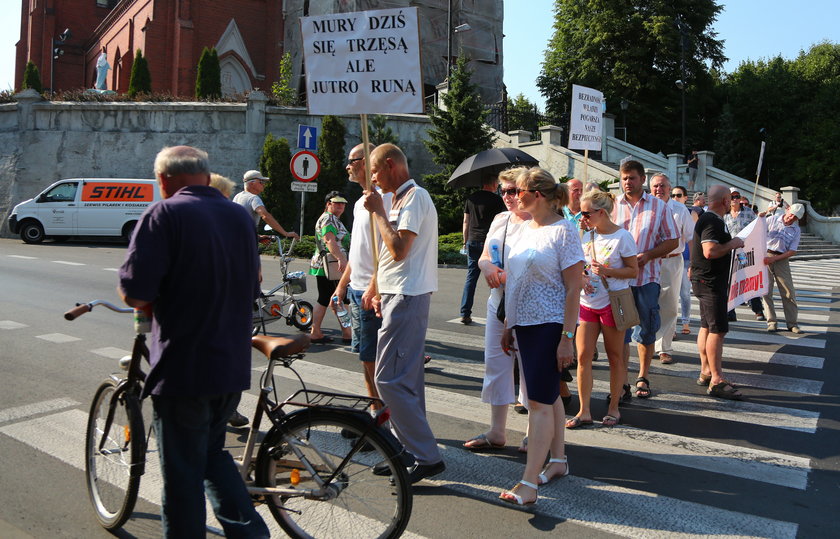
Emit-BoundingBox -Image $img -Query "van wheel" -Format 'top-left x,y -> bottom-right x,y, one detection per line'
121,221 -> 137,243
21,221 -> 45,244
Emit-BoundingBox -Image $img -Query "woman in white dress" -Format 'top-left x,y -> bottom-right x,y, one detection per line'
568,191 -> 638,428
498,168 -> 584,506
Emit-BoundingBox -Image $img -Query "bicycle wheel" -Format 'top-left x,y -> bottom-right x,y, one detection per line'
255,409 -> 412,539
291,300 -> 314,331
85,380 -> 144,530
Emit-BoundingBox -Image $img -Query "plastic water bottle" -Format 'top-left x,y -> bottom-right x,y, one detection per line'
490,244 -> 502,267
332,296 -> 352,328
133,305 -> 152,334
589,273 -> 601,298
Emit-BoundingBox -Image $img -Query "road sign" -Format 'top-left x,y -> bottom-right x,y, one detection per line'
291,181 -> 318,193
290,150 -> 320,182
297,125 -> 318,151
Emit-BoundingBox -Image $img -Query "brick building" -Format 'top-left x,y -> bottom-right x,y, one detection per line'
15,0 -> 285,96
16,0 -> 504,103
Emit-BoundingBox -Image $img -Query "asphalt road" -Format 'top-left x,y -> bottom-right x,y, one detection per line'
0,237 -> 838,538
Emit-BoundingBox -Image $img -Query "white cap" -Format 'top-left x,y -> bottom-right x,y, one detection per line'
243,170 -> 269,182
729,186 -> 740,194
789,203 -> 805,220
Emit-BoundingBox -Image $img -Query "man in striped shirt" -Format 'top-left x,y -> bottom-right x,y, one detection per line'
612,161 -> 679,399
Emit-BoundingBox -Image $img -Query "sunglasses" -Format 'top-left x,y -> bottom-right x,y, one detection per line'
670,193 -> 684,198
516,188 -> 541,196
500,188 -> 517,196
347,157 -> 363,165
730,194 -> 740,200
580,209 -> 600,218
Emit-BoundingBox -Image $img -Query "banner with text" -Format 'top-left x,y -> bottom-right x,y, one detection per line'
568,84 -> 604,151
301,7 -> 423,115
727,217 -> 769,311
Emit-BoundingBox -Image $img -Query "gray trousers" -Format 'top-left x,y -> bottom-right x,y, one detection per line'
762,254 -> 798,327
375,293 -> 441,465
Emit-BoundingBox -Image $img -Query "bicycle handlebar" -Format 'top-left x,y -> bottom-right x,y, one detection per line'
65,300 -> 133,320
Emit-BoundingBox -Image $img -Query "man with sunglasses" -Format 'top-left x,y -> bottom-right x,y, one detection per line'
232,169 -> 300,240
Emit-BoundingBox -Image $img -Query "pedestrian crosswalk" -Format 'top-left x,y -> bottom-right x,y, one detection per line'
0,257 -> 835,537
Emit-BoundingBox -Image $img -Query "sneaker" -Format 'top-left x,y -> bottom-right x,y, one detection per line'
228,410 -> 249,428
767,322 -> 778,332
755,313 -> 766,321
788,326 -> 804,334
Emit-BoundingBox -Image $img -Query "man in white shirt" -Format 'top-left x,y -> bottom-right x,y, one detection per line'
650,173 -> 694,365
232,170 -> 299,239
363,143 -> 444,484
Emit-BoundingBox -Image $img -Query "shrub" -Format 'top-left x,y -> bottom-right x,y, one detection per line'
127,50 -> 151,97
22,61 -> 42,94
195,47 -> 221,99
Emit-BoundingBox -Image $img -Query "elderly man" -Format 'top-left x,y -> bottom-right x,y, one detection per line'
363,143 -> 444,484
691,192 -> 707,217
612,161 -> 679,399
690,185 -> 744,400
334,143 -> 390,407
563,178 -> 584,228
761,203 -> 805,334
650,174 -> 694,365
233,169 -> 299,239
119,146 -> 269,537
460,176 -> 505,324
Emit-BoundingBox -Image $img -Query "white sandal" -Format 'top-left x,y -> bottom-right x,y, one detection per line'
537,457 -> 570,485
499,479 -> 539,506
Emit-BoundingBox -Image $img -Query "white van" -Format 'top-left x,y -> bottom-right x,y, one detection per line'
8,178 -> 159,244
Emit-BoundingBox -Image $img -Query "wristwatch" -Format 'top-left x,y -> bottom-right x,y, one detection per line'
562,330 -> 575,339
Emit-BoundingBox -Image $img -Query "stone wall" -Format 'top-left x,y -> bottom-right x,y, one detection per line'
0,90 -> 435,237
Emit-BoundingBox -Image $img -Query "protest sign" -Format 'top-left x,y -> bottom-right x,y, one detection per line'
727,217 -> 769,311
300,7 -> 423,115
568,84 -> 604,152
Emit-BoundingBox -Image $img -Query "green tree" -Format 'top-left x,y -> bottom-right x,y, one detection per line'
538,0 -> 726,153
195,47 -> 221,99
21,61 -> 42,93
270,52 -> 297,105
423,56 -> 495,232
507,93 -> 541,136
259,134 -> 296,232
127,49 -> 151,97
367,115 -> 399,146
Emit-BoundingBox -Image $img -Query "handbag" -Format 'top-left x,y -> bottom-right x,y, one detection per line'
590,230 -> 639,331
495,216 -> 511,322
321,251 -> 341,281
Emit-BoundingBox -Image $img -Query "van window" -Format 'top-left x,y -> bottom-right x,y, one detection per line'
42,182 -> 79,202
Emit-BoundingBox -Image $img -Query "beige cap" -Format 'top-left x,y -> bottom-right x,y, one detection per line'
243,170 -> 269,182
789,203 -> 805,220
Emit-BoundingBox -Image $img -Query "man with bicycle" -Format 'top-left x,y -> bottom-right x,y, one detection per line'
119,146 -> 269,538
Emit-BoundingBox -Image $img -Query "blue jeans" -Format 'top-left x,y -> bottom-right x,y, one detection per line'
151,393 -> 269,539
460,240 -> 484,318
348,285 -> 381,362
625,282 -> 661,345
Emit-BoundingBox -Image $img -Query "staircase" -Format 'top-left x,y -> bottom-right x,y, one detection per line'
795,232 -> 840,260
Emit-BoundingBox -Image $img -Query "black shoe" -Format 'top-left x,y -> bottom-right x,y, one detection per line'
513,402 -> 528,414
340,428 -> 358,439
372,451 -> 415,476
228,410 -> 249,428
461,316 -> 472,325
408,461 -> 446,484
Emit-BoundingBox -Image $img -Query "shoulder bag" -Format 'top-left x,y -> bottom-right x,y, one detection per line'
590,230 -> 639,331
495,215 -> 511,322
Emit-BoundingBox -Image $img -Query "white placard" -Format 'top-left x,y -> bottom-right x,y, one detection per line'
301,7 -> 423,114
727,217 -> 769,311
568,84 -> 604,151
291,181 -> 318,193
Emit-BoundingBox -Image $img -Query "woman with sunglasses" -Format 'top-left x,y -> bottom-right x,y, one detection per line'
569,191 -> 638,428
463,167 -> 531,452
498,168 -> 584,506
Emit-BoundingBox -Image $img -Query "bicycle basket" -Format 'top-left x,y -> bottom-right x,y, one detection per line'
286,271 -> 307,294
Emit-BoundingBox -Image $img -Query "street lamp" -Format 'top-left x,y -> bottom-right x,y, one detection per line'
620,99 -> 629,141
675,15 -> 688,157
446,0 -> 471,79
50,28 -> 71,94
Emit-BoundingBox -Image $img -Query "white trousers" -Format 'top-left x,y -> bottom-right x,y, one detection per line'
655,255 -> 683,356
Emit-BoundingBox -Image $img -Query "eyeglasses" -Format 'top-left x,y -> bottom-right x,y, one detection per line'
257,180 -> 270,185
500,188 -> 517,197
516,188 -> 541,196
347,157 -> 363,165
670,193 -> 684,198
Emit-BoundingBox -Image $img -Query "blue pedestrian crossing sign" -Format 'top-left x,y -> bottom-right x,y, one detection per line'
297,125 -> 318,151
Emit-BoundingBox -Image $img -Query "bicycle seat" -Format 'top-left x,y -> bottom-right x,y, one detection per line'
251,334 -> 310,359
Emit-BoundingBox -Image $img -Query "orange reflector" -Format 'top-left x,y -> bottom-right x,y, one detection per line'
123,425 -> 131,442
290,468 -> 301,485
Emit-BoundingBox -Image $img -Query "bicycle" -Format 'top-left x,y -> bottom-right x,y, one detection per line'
254,235 -> 314,335
66,300 -> 413,538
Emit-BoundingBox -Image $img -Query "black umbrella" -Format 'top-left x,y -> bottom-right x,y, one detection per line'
447,148 -> 539,189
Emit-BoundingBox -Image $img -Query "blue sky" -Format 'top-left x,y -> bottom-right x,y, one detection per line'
2,1 -> 838,104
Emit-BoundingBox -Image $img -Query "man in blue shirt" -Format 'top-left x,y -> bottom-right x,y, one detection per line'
119,146 -> 268,538
761,203 -> 804,334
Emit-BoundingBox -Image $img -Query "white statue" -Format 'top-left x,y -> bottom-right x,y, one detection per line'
95,52 -> 111,90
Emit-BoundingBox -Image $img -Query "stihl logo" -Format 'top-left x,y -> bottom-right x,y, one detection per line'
82,183 -> 153,202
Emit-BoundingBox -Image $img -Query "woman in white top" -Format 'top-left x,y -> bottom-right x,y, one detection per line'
498,168 -> 584,506
463,167 -> 531,451
568,191 -> 638,428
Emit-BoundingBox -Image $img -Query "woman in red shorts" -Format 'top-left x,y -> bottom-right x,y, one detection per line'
569,190 -> 638,428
